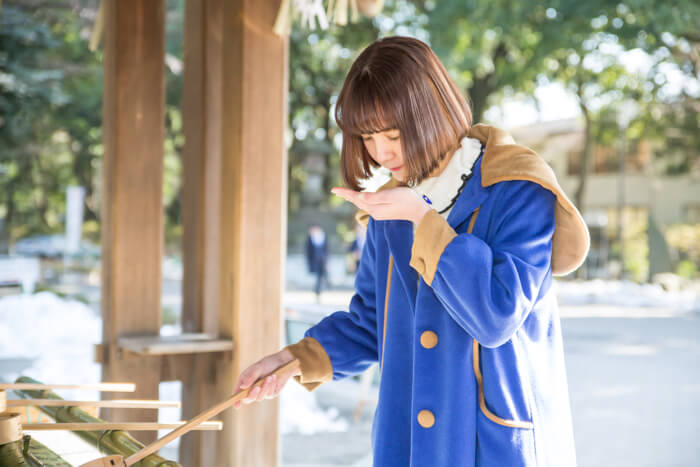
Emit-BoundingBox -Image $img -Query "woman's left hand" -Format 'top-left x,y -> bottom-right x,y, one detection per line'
331,186 -> 431,224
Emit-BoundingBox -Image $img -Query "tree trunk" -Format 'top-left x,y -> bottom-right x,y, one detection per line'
322,97 -> 333,201
573,85 -> 594,279
70,138 -> 98,222
467,42 -> 507,124
574,91 -> 593,213
468,80 -> 490,125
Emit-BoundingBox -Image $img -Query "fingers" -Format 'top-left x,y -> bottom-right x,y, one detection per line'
233,352 -> 298,409
233,359 -> 266,409
233,382 -> 264,409
332,187 -> 386,204
233,372 -> 291,409
259,375 -> 278,401
332,187 -> 397,209
330,187 -> 356,198
331,188 -> 361,208
235,366 -> 260,392
361,190 -> 392,204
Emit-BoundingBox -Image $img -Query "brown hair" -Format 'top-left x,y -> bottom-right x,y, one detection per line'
335,36 -> 473,190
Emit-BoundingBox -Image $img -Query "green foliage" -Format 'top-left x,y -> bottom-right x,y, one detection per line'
0,5 -> 101,243
676,260 -> 698,279
665,223 -> 700,278
0,2 -> 185,250
426,0 -> 699,178
622,217 -> 649,283
1,0 -> 698,271
162,305 -> 178,326
425,0 -> 621,121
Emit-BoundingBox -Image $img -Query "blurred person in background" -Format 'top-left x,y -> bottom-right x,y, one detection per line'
306,223 -> 329,301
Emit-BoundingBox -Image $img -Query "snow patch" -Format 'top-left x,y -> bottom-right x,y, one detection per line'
554,279 -> 700,312
0,291 -> 102,401
280,379 -> 348,435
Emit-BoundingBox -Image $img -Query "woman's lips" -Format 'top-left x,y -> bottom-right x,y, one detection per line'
389,165 -> 403,172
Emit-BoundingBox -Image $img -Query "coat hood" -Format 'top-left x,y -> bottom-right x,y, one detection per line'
355,123 -> 590,276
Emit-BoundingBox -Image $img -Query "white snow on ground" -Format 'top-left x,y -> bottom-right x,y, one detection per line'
0,291 -> 349,461
280,379 -> 348,435
0,291 -> 102,401
553,279 -> 700,312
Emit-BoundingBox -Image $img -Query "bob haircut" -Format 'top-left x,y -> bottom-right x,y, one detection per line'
335,36 -> 473,190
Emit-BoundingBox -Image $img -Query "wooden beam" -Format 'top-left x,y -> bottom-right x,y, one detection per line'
180,0 -> 288,465
22,422 -> 223,431
101,0 -> 166,445
117,333 -> 234,356
180,1 -> 223,463
6,400 -> 180,409
181,0 -> 207,336
218,1 -> 288,465
0,383 -> 135,392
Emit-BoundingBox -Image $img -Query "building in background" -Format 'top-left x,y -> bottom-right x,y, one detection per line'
511,118 -> 700,281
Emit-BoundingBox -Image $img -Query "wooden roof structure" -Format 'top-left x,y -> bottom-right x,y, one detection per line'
98,1 -> 288,465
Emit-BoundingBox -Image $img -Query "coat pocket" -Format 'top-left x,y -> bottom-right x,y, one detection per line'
472,339 -> 534,429
476,408 -> 537,466
473,339 -> 537,466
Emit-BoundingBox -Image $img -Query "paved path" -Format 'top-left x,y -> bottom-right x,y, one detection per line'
2,276 -> 696,466
282,297 -> 700,467
562,305 -> 700,467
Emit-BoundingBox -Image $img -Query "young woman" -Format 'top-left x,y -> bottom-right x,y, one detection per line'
234,36 -> 589,467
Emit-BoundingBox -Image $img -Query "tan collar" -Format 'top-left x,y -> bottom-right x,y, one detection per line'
356,124 -> 590,277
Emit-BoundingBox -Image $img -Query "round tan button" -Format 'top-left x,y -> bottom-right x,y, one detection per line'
417,410 -> 435,428
420,330 -> 438,349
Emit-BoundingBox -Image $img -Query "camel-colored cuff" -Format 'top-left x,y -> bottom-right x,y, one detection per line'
284,337 -> 333,392
410,209 -> 457,286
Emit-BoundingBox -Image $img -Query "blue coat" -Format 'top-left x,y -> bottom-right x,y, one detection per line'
287,124 -> 589,466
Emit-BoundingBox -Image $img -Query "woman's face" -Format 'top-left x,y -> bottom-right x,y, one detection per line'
361,129 -> 406,181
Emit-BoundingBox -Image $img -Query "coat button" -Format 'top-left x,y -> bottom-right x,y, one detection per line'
417,410 -> 435,428
420,330 -> 438,349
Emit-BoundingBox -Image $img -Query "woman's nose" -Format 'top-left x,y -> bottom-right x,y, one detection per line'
374,142 -> 394,164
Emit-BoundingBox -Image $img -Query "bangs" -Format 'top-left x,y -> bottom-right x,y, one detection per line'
336,73 -> 400,136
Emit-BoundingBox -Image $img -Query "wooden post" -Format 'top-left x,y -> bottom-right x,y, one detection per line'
180,0 -> 222,464
101,0 -> 166,444
181,0 -> 288,465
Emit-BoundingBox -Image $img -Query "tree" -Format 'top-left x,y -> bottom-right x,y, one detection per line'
0,0 -> 186,249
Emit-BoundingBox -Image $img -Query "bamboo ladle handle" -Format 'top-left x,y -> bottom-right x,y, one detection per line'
79,358 -> 300,467
0,382 -> 135,392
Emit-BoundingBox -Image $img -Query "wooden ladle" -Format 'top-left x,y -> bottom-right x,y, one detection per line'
79,358 -> 300,467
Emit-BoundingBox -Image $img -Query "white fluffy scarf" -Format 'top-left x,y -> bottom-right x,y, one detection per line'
409,136 -> 483,221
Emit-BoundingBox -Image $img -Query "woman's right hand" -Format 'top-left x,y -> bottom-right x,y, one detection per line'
233,348 -> 300,409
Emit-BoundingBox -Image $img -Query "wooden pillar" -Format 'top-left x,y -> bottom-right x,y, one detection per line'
218,3 -> 289,464
180,0 -> 222,463
181,0 -> 288,465
100,0 -> 166,444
